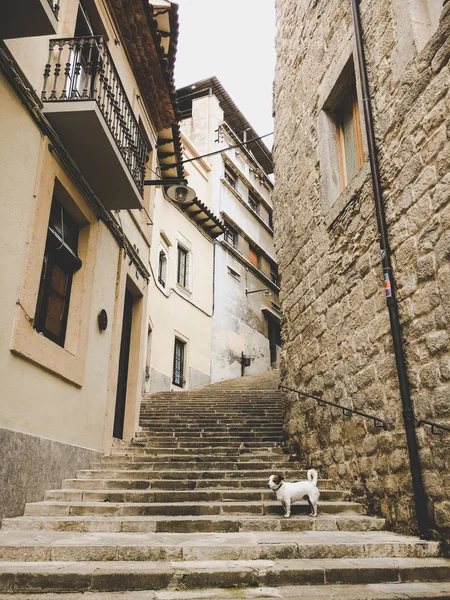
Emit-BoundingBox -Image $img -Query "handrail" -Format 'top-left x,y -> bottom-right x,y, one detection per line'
417,420 -> 450,435
278,384 -> 388,430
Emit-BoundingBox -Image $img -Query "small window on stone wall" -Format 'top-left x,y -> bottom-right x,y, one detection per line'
334,82 -> 364,191
317,56 -> 367,215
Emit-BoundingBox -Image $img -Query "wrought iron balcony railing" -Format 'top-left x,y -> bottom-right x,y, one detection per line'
47,0 -> 60,19
42,36 -> 148,195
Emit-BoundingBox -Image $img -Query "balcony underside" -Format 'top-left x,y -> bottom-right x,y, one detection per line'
44,101 -> 143,210
1,0 -> 58,39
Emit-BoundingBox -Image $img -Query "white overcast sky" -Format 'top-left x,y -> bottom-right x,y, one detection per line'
174,0 -> 276,144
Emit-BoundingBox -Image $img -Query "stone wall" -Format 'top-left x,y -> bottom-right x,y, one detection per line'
273,0 -> 450,538
0,428 -> 100,520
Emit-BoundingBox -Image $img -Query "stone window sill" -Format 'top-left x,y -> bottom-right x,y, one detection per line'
326,162 -> 371,229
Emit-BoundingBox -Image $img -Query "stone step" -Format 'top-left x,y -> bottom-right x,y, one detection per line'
23,500 -> 365,517
43,488 -> 349,503
136,432 -> 283,439
101,450 -> 293,465
130,440 -> 283,448
76,468 -> 313,480
1,514 -> 387,534
91,461 -> 297,471
137,428 -> 284,435
141,410 -> 282,414
132,437 -> 283,445
109,447 -> 285,456
0,531 -> 440,563
92,459 -> 301,476
137,416 -> 283,423
60,477 -> 331,490
4,582 -> 450,599
0,557 -> 448,593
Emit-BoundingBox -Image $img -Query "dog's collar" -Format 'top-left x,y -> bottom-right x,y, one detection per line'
272,482 -> 284,491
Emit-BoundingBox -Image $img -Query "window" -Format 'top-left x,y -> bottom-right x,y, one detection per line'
248,190 -> 259,213
172,338 -> 185,387
334,81 -> 364,190
248,247 -> 259,268
224,165 -> 238,189
158,249 -> 167,287
270,265 -> 279,286
224,227 -> 236,247
177,245 -> 188,288
268,210 -> 274,230
35,200 -> 82,347
227,266 -> 241,280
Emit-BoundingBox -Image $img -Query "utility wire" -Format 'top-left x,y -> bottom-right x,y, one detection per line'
160,132 -> 274,171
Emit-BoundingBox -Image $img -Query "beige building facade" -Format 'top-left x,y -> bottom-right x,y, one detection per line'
177,78 -> 281,383
0,0 -> 187,517
274,0 -> 450,538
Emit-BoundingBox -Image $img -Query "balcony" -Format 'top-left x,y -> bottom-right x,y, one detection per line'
1,0 -> 60,39
42,37 -> 148,210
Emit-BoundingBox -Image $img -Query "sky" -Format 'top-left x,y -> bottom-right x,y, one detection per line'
174,0 -> 276,144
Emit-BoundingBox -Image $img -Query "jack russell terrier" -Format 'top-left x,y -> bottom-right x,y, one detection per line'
267,469 -> 319,518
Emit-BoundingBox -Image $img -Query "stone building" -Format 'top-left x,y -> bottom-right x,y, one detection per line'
0,0 -> 216,517
177,77 -> 281,383
274,0 -> 450,538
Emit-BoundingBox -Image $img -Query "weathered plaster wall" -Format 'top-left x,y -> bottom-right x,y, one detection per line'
211,245 -> 278,383
274,0 -> 450,537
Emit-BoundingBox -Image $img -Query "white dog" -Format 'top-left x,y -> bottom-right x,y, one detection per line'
267,469 -> 319,518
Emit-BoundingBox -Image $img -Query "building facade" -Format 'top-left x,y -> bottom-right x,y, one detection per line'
274,0 -> 450,537
0,0 -> 190,518
177,78 -> 281,383
145,125 -> 223,393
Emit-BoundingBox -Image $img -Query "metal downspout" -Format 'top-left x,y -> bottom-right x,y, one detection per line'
350,0 -> 431,538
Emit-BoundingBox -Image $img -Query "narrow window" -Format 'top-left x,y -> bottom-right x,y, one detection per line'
172,338 -> 185,387
335,82 -> 364,190
158,250 -> 167,287
270,264 -> 279,286
248,247 -> 259,268
35,199 -> 82,347
224,165 -> 238,189
177,246 -> 188,287
224,227 -> 236,247
248,190 -> 259,213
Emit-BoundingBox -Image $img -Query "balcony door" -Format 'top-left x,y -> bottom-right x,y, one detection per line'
113,288 -> 134,439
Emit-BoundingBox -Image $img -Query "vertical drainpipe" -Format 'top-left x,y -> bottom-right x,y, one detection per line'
350,0 -> 430,538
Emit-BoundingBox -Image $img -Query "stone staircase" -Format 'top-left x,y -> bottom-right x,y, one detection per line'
1,370 -> 450,599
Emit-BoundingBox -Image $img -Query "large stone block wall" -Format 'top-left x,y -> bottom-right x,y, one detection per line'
273,0 -> 450,537
0,428 -> 100,520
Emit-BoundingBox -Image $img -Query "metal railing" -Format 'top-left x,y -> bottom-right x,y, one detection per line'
279,384 -> 388,430
42,36 -> 148,195
417,420 -> 450,435
47,0 -> 61,19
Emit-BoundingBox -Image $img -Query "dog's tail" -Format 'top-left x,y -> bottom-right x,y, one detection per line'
307,468 -> 318,487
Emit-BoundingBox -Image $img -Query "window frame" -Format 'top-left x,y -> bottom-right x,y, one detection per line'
224,164 -> 238,190
334,84 -> 364,191
224,226 -> 237,247
158,248 -> 168,288
248,246 -> 259,269
248,190 -> 260,213
177,244 -> 188,288
172,337 -> 186,387
34,200 -> 82,347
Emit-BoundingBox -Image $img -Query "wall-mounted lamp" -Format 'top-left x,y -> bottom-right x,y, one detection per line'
144,178 -> 196,204
245,288 -> 271,297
